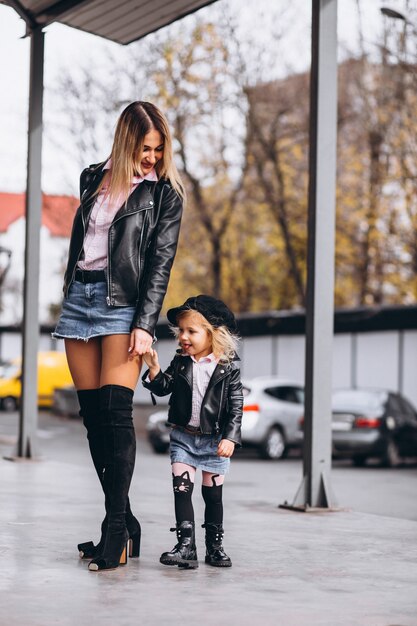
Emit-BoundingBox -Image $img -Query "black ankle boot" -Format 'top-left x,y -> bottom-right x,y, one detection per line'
160,521 -> 198,569
76,389 -> 141,560
88,385 -> 137,572
202,523 -> 232,567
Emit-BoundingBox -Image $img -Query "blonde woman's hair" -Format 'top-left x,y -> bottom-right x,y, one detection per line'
96,101 -> 185,204
173,310 -> 239,363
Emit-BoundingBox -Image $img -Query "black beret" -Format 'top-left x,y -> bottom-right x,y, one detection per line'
167,295 -> 237,333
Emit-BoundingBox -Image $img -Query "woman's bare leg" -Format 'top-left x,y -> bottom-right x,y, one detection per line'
65,338 -> 102,390
100,334 -> 142,389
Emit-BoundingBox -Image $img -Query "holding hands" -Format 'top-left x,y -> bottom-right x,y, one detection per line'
142,347 -> 160,380
129,328 -> 153,358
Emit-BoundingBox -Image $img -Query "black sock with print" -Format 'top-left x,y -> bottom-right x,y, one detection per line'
172,471 -> 194,523
202,481 -> 223,525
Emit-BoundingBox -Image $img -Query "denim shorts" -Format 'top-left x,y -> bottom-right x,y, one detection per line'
169,427 -> 230,474
52,280 -> 136,341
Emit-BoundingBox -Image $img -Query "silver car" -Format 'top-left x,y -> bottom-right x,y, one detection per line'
146,376 -> 305,460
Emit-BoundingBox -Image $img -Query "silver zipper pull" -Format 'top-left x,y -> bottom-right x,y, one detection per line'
106,297 -> 111,305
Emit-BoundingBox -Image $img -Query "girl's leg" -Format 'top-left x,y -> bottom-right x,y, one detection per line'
171,462 -> 196,523
89,334 -> 142,570
160,462 -> 198,569
201,471 -> 231,567
201,472 -> 225,525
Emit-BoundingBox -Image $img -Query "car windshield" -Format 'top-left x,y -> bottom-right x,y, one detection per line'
242,386 -> 251,397
332,390 -> 386,412
0,363 -> 20,379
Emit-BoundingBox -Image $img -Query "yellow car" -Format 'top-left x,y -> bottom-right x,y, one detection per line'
0,351 -> 73,411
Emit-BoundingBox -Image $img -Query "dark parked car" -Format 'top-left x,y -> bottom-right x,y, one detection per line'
146,376 -> 305,460
331,388 -> 417,467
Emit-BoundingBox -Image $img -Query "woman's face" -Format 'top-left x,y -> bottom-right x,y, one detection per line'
140,129 -> 164,175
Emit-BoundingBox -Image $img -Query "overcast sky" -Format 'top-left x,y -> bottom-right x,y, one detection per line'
0,0 -> 409,195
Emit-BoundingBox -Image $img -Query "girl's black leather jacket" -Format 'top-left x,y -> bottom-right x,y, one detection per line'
142,353 -> 244,446
63,163 -> 183,336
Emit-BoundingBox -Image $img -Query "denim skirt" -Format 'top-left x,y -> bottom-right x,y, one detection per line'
169,427 -> 230,474
52,280 -> 136,341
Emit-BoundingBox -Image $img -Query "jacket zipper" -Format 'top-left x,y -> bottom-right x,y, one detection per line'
215,379 -> 226,435
198,370 -> 229,435
106,202 -> 154,306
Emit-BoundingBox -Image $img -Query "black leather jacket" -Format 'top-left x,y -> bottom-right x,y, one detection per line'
63,163 -> 183,336
142,353 -> 243,446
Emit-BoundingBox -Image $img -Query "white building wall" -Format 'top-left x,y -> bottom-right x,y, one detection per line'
240,336 -> 273,379
0,218 -> 68,326
332,334 -> 352,389
355,332 -> 399,390
402,330 -> 417,407
276,335 -> 305,383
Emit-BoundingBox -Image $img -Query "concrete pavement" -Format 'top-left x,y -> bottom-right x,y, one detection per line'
0,411 -> 416,626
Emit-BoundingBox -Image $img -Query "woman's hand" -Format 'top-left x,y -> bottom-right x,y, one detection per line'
142,348 -> 160,380
129,328 -> 153,358
217,439 -> 235,458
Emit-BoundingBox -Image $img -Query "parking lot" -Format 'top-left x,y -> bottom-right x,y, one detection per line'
1,406 -> 417,522
1,407 -> 417,626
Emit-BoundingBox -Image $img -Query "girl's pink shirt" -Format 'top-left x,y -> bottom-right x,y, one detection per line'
78,160 -> 158,270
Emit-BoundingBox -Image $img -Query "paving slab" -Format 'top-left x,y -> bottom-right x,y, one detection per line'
1,445 -> 417,626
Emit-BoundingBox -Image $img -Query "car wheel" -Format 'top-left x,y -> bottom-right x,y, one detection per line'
259,427 -> 286,460
151,442 -> 169,454
352,455 -> 367,467
380,438 -> 401,468
1,396 -> 18,412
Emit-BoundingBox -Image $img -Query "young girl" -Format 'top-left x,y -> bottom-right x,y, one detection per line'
142,294 -> 243,569
53,101 -> 184,571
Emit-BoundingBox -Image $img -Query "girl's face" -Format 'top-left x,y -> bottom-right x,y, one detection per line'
140,129 -> 164,175
177,313 -> 212,361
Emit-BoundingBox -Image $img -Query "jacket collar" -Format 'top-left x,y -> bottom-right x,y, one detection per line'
81,162 -> 158,220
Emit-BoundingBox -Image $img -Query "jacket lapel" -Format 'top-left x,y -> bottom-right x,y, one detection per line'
113,181 -> 157,221
205,362 -> 229,392
177,356 -> 193,388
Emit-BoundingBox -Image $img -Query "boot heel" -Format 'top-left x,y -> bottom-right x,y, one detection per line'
128,532 -> 141,558
119,545 -> 128,565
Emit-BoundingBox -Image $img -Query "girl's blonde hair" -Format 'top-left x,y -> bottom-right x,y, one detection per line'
173,310 -> 239,363
96,101 -> 185,204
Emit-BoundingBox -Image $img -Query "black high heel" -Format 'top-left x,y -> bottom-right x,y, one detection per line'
78,512 -> 141,559
87,385 -> 136,573
78,517 -> 107,559
89,531 -> 129,571
128,530 -> 141,558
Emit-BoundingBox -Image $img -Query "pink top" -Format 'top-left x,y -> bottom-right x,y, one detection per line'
78,160 -> 158,270
187,353 -> 218,428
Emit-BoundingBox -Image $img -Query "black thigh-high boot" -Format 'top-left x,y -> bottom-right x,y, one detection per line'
88,385 -> 139,571
76,389 -> 141,560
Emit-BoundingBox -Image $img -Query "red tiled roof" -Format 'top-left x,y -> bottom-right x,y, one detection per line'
0,192 -> 78,237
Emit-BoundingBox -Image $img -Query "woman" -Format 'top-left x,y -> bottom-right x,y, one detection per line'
53,101 -> 184,571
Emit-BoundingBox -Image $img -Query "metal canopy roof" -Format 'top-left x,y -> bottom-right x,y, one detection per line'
2,0 -> 218,43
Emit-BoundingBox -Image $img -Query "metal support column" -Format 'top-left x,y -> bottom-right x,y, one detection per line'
281,0 -> 338,510
17,27 -> 45,458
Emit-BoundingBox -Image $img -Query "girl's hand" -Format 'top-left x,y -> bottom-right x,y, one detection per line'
217,439 -> 235,458
142,348 -> 160,379
142,347 -> 159,369
129,328 -> 153,358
